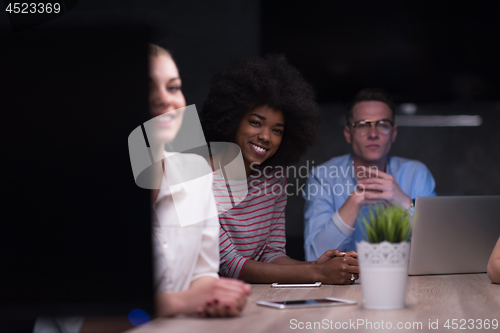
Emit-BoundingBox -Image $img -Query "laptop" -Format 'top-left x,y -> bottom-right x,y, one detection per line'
408,196 -> 500,275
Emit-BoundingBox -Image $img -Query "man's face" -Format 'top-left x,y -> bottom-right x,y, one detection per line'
343,101 -> 397,164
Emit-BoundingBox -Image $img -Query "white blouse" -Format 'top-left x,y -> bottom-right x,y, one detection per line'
152,152 -> 219,294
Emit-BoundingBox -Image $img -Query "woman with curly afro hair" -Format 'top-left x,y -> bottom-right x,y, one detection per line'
201,55 -> 360,285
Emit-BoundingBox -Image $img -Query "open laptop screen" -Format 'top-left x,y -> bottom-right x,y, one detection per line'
409,196 -> 500,275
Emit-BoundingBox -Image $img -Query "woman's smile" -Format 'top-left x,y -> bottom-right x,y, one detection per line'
234,105 -> 285,176
249,142 -> 269,155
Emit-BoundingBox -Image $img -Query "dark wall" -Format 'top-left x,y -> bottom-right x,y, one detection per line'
1,0 -> 261,109
262,1 -> 500,103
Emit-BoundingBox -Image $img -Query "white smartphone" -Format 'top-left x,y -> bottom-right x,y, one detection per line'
257,297 -> 357,309
271,282 -> 322,288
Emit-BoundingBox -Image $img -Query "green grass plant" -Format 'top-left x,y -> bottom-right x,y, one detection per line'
360,204 -> 412,243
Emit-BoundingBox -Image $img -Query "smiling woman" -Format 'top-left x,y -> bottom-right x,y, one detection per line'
147,44 -> 250,319
148,46 -> 186,146
202,55 -> 319,172
234,105 -> 285,176
201,55 -> 361,285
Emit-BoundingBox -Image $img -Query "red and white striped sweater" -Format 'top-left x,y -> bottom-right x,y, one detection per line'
214,167 -> 288,279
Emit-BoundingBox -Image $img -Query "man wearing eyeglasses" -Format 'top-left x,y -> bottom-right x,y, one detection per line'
303,88 -> 436,259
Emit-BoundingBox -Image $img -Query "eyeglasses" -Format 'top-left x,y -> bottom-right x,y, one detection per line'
350,119 -> 394,135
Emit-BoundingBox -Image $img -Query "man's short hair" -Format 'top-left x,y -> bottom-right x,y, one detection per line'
346,88 -> 395,124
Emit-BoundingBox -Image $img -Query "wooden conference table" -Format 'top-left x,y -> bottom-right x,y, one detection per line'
127,274 -> 500,333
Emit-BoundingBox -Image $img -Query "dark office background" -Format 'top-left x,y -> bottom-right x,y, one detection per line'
1,0 -> 499,263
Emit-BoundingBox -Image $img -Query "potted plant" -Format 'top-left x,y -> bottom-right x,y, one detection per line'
357,204 -> 412,309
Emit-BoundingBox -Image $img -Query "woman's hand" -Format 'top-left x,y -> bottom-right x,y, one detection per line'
315,255 -> 359,285
191,277 -> 251,317
313,249 -> 358,265
156,276 -> 250,317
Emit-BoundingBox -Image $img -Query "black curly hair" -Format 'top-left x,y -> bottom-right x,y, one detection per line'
201,54 -> 320,168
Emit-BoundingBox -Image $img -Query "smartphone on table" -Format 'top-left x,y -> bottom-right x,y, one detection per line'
257,297 -> 357,309
271,282 -> 322,288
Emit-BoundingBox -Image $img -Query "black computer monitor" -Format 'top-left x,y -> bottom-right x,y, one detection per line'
0,26 -> 154,324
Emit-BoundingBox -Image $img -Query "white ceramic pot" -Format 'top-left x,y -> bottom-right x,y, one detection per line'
356,240 -> 410,309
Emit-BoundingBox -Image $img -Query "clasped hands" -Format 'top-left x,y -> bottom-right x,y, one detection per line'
354,166 -> 412,210
191,277 -> 251,318
312,249 -> 359,285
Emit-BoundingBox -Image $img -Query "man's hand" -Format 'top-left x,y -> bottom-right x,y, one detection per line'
193,277 -> 251,318
338,187 -> 388,228
357,166 -> 412,210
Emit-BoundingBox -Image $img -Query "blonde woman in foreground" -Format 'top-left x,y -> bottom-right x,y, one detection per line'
148,44 -> 250,317
34,45 -> 250,333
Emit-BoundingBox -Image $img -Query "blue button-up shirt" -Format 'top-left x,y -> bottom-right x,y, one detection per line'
302,154 -> 436,260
